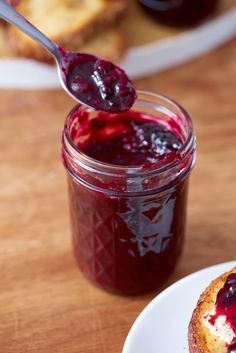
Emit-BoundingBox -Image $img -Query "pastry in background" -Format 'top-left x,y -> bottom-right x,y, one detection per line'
6,0 -> 127,62
0,23 -> 15,57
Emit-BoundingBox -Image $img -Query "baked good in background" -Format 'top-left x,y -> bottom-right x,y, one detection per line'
188,266 -> 236,353
0,24 -> 126,63
1,0 -> 127,62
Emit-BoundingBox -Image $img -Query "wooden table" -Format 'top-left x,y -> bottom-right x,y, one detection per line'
1,38 -> 236,353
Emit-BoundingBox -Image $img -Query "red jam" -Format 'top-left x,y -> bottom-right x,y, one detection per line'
76,110 -> 182,166
60,49 -> 136,113
138,0 -> 219,27
62,101 -> 195,295
209,273 -> 236,352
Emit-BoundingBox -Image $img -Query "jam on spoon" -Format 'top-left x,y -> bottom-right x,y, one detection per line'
0,0 -> 136,112
60,50 -> 136,113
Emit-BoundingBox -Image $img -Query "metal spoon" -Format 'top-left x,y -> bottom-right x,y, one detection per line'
0,0 -> 136,112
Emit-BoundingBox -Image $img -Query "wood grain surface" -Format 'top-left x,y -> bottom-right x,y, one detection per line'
0,38 -> 236,353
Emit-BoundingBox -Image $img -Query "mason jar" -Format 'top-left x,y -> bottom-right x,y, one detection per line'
62,91 -> 196,295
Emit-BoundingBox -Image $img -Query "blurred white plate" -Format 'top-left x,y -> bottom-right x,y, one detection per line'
0,6 -> 235,88
122,260 -> 236,353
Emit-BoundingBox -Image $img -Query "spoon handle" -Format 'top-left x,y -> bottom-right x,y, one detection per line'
0,0 -> 60,60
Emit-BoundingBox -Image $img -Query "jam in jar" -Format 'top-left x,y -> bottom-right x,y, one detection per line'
62,91 -> 196,295
138,0 -> 219,27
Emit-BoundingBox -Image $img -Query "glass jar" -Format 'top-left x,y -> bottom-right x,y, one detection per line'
138,0 -> 219,27
62,91 -> 196,295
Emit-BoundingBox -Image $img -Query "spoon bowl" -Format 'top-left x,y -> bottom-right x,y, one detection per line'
57,49 -> 136,112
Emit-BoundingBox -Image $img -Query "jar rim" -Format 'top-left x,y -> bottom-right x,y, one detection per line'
63,90 -> 195,178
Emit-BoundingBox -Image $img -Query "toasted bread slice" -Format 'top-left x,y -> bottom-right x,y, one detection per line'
79,29 -> 125,63
1,25 -> 125,63
8,0 -> 127,61
0,25 -> 15,57
188,266 -> 236,353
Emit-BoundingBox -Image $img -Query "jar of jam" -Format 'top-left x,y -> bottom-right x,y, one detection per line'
138,0 -> 219,27
62,91 -> 196,295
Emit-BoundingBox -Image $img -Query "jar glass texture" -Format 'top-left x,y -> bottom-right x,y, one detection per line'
62,91 -> 196,295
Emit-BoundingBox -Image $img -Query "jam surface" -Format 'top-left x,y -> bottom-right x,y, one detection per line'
60,50 -> 136,113
210,273 -> 236,352
138,0 -> 219,27
73,110 -> 183,167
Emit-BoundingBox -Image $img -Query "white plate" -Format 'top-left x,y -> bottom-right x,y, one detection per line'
0,6 -> 236,88
122,260 -> 236,353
